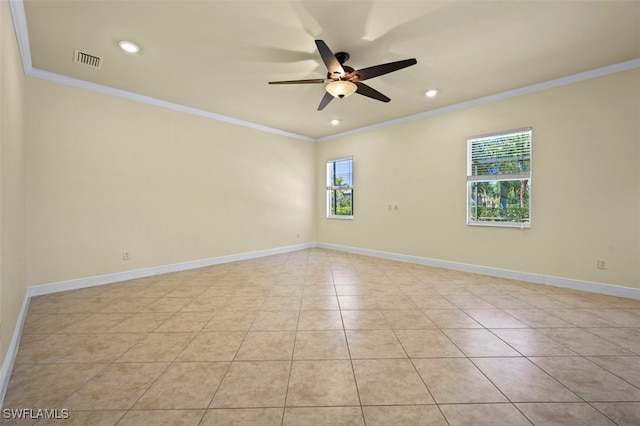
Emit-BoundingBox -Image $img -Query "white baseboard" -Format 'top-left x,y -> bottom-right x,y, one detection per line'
316,242 -> 640,300
2,241 -> 639,406
0,293 -> 31,406
0,242 -> 314,406
29,243 -> 316,297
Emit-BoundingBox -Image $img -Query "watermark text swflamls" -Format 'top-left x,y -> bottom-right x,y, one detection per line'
2,408 -> 69,420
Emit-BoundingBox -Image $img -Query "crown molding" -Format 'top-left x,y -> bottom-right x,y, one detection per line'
316,57 -> 640,142
26,67 -> 316,142
9,0 -> 640,143
8,0 -> 31,72
7,0 -> 315,143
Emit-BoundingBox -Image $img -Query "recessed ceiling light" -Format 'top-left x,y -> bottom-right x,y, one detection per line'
331,119 -> 340,125
118,40 -> 140,53
425,89 -> 438,98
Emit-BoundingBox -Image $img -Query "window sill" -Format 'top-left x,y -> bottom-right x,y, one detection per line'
467,221 -> 531,229
327,215 -> 354,220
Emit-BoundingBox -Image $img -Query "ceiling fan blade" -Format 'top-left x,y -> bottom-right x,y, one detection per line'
317,91 -> 334,111
315,40 -> 345,76
354,58 -> 417,81
268,79 -> 326,85
355,82 -> 391,103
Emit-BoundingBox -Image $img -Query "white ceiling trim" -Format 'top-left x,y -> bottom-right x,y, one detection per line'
317,57 -> 640,143
8,0 -> 315,143
8,0 -> 31,72
9,0 -> 640,144
27,67 -> 317,142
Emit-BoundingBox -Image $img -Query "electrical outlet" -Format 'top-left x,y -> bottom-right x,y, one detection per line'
597,259 -> 607,270
123,252 -> 130,261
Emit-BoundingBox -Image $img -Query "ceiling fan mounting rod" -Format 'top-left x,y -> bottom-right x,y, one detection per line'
334,51 -> 350,65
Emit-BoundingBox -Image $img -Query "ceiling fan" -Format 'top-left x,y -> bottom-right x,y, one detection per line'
268,40 -> 417,111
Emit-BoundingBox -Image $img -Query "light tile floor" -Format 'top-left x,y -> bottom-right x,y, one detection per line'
3,248 -> 640,425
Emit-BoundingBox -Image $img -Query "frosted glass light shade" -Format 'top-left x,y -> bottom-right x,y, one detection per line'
326,81 -> 357,99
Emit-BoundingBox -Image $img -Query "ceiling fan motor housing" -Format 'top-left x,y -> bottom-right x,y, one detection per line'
268,40 -> 417,110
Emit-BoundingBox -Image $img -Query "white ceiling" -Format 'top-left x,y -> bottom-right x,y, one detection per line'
16,0 -> 640,140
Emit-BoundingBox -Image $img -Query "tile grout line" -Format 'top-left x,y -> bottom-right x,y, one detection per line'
334,267 -> 368,425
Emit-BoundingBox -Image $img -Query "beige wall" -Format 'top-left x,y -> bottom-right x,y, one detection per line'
1,0 -> 28,362
25,79 -> 316,285
24,68 -> 640,290
7,8 -> 640,317
317,69 -> 640,289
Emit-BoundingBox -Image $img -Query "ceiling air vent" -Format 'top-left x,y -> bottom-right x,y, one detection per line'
73,49 -> 102,68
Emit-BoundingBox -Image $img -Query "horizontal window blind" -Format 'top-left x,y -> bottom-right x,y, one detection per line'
467,128 -> 532,227
468,129 -> 531,180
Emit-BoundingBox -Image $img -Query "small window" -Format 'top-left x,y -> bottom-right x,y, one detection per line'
326,157 -> 353,218
467,128 -> 531,227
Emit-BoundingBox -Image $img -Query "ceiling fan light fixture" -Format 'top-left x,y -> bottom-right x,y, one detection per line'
326,80 -> 357,99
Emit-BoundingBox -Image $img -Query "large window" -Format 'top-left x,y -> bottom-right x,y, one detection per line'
467,128 -> 531,227
326,157 -> 353,218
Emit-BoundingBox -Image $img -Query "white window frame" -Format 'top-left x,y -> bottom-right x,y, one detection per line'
467,128 -> 532,228
326,157 -> 353,219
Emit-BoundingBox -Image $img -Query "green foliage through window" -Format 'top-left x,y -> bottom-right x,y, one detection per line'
327,158 -> 353,217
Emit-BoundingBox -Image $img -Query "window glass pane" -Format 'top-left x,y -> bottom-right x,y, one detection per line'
330,189 -> 352,216
327,158 -> 353,218
333,159 -> 353,187
467,129 -> 531,226
469,179 -> 530,223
